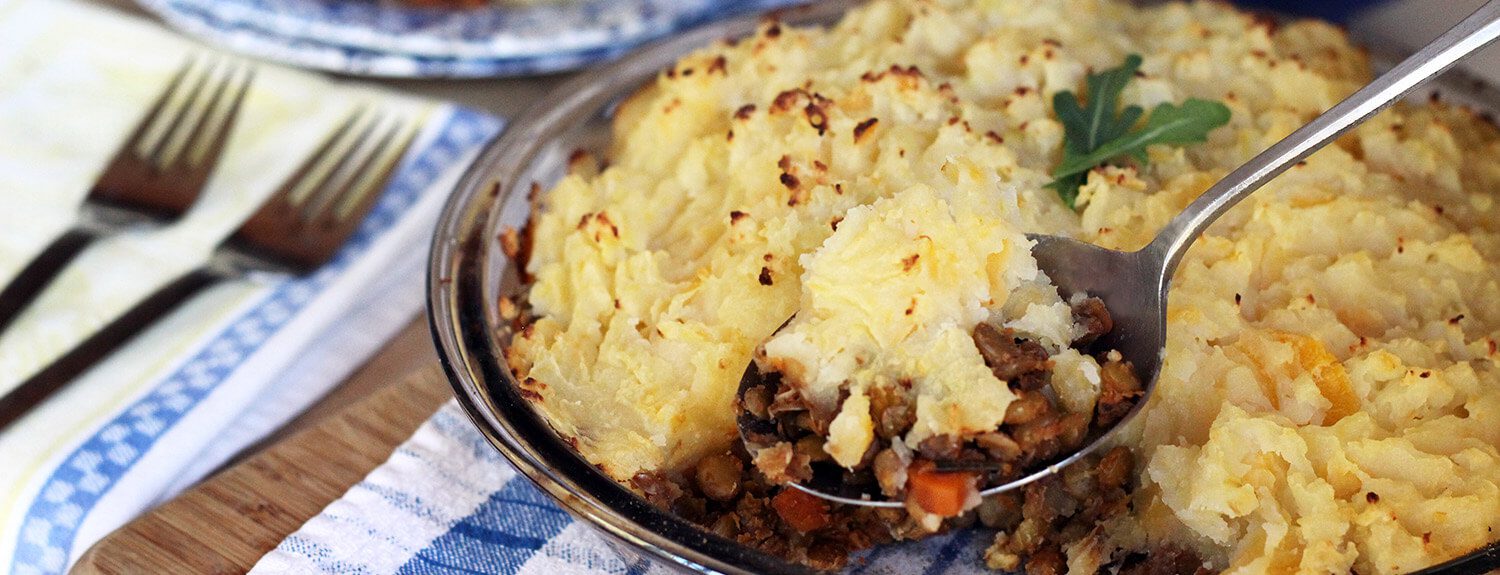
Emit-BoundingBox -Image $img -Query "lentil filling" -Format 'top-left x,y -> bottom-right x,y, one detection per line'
739,296 -> 1144,522
563,293 -> 1168,573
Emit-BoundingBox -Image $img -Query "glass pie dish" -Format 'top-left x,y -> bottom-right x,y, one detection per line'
425,1 -> 1500,572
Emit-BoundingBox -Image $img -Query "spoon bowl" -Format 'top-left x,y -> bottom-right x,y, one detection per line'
1026,234 -> 1167,405
736,0 -> 1500,508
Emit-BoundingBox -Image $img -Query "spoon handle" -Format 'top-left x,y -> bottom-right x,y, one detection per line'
1147,0 -> 1500,274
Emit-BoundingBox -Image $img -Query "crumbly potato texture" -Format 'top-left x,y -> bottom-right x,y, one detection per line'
506,0 -> 1500,572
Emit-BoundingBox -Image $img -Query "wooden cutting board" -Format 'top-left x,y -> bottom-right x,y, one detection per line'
71,319 -> 451,575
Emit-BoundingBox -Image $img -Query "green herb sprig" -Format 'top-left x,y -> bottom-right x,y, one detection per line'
1049,55 -> 1231,209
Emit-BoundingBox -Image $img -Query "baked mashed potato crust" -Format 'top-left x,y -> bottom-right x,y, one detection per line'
506,0 -> 1500,572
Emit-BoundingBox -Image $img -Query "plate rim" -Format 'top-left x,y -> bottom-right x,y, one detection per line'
132,0 -> 797,78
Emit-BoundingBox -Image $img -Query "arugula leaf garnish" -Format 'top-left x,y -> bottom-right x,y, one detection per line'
1049,55 -> 1231,209
1055,54 -> 1144,156
1054,99 -> 1232,177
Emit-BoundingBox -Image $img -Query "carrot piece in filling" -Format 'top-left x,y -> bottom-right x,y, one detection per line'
771,488 -> 831,533
907,459 -> 977,517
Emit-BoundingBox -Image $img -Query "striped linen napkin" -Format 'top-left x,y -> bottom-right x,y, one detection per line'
251,401 -> 998,575
0,1 -> 502,573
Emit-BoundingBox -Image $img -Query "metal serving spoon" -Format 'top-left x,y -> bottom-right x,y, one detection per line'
737,0 -> 1500,508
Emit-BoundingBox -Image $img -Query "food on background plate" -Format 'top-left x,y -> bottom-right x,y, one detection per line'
501,0 -> 1500,572
399,0 -> 564,7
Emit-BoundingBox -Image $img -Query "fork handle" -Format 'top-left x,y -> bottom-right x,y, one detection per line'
0,229 -> 98,334
0,267 -> 221,430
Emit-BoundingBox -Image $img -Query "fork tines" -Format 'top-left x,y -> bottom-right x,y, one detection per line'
230,106 -> 419,272
91,54 -> 255,218
281,108 -> 418,227
133,55 -> 254,174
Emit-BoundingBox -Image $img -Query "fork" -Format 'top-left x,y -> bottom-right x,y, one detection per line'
0,55 -> 254,333
0,107 -> 420,428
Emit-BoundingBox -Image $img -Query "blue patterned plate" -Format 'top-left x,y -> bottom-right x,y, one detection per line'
133,0 -> 806,78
